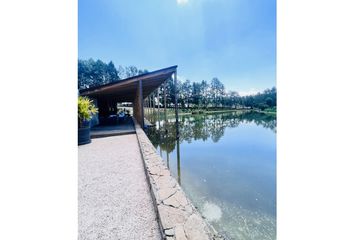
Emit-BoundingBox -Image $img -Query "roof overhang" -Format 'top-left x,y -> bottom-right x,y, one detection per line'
79,65 -> 177,102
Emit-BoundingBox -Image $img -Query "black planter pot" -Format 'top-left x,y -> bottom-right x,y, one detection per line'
78,121 -> 91,145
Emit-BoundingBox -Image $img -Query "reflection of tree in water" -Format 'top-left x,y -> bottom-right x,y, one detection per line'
147,111 -> 276,154
237,111 -> 277,133
148,120 -> 177,154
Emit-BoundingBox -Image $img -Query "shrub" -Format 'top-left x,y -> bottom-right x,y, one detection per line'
78,96 -> 98,127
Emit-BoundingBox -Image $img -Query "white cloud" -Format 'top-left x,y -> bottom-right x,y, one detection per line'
177,0 -> 189,5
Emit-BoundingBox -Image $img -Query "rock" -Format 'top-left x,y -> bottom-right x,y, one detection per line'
164,228 -> 175,236
158,187 -> 177,200
156,175 -> 176,189
183,204 -> 194,215
174,190 -> 189,207
158,204 -> 188,229
184,214 -> 211,240
175,224 -> 187,240
148,165 -> 162,175
163,195 -> 181,208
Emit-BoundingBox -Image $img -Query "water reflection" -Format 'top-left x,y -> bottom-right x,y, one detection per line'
147,111 -> 276,187
148,111 -> 276,167
146,111 -> 276,240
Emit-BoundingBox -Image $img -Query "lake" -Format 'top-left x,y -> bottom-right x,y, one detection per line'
146,111 -> 276,240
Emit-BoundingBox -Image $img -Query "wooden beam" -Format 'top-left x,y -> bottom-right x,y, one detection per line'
139,79 -> 144,127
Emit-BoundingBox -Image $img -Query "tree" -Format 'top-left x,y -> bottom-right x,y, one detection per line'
94,59 -> 108,84
78,59 -> 149,90
125,66 -> 138,78
192,82 -> 202,107
265,97 -> 273,107
117,65 -> 126,79
138,69 -> 149,75
107,61 -> 119,82
210,77 -> 225,107
78,58 -> 97,89
228,91 -> 240,108
200,80 -> 209,108
181,79 -> 192,108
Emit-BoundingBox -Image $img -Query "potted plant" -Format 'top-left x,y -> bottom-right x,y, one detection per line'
78,96 -> 98,145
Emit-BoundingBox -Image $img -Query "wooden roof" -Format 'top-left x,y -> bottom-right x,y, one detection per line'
79,65 -> 177,102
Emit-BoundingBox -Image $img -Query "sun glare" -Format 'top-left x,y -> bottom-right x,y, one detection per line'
177,0 -> 189,5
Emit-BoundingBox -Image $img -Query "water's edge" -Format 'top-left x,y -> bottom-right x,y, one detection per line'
133,118 -> 225,240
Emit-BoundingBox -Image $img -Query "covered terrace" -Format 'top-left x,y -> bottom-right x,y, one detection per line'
79,65 -> 179,130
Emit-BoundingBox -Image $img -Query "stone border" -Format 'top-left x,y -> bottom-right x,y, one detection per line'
133,118 -> 224,240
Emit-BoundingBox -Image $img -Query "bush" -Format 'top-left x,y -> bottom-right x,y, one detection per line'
78,96 -> 98,127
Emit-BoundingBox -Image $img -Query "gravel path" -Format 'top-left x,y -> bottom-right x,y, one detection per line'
79,134 -> 161,240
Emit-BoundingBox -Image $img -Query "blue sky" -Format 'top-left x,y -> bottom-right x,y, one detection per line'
79,0 -> 276,95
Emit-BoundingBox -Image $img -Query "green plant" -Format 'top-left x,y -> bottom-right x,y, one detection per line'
78,96 -> 98,127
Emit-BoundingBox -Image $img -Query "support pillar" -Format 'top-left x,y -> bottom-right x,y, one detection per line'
133,80 -> 144,127
140,80 -> 144,127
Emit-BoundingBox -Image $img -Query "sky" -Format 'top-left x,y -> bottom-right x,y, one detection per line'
79,0 -> 276,95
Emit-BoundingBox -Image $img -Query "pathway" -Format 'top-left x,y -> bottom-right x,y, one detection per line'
78,134 -> 161,240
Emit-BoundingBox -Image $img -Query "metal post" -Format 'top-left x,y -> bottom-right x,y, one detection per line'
177,138 -> 181,185
167,151 -> 170,169
157,87 -> 160,128
174,71 -> 179,138
147,95 -> 151,116
157,87 -> 160,114
164,80 -> 167,122
143,99 -> 145,116
153,91 -> 155,116
151,94 -> 153,116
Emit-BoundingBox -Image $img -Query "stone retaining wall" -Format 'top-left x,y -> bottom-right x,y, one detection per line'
133,119 -> 224,240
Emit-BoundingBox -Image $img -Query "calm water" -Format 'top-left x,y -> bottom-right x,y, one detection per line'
146,111 -> 276,240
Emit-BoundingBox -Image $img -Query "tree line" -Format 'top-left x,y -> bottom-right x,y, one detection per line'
78,58 -> 276,111
78,58 -> 148,89
156,77 -> 276,111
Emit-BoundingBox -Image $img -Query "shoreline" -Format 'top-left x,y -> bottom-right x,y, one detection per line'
133,118 -> 224,240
